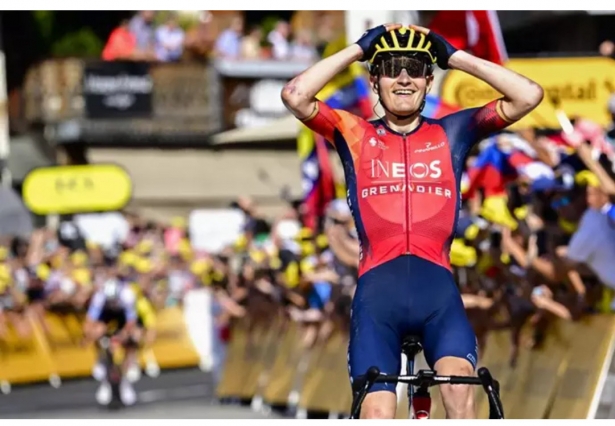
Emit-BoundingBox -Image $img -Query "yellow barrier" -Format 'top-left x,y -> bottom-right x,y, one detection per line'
546,315 -> 615,419
261,321 -> 304,406
217,314 -> 615,418
252,317 -> 287,401
216,319 -> 249,399
0,307 -> 200,386
144,307 -> 200,369
298,328 -> 353,415
44,313 -> 97,378
217,319 -> 275,400
239,321 -> 280,399
0,317 -> 54,384
398,315 -> 615,419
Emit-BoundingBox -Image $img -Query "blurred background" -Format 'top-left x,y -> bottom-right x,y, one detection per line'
1,9 -> 615,419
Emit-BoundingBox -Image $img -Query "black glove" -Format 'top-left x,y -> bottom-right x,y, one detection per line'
355,25 -> 388,62
426,31 -> 458,70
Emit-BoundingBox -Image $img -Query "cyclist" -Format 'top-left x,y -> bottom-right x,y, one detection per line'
84,277 -> 138,406
129,261 -> 160,379
281,23 -> 543,419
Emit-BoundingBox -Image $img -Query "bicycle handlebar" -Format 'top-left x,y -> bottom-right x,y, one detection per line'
350,366 -> 504,419
375,373 -> 483,386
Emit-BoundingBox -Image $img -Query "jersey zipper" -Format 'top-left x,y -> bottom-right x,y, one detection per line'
402,132 -> 411,254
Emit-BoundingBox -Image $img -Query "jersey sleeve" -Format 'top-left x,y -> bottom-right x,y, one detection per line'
602,202 -> 615,222
121,287 -> 138,322
300,101 -> 346,147
86,291 -> 105,321
566,211 -> 593,263
442,99 -> 515,155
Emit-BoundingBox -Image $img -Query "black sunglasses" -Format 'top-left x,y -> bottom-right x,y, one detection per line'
375,56 -> 430,79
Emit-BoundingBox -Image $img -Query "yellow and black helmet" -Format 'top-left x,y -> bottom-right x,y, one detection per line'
368,27 -> 437,66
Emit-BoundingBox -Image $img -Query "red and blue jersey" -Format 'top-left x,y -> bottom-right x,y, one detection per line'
302,99 -> 514,277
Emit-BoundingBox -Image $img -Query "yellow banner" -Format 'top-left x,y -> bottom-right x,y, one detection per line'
440,57 -> 615,130
23,164 -> 132,215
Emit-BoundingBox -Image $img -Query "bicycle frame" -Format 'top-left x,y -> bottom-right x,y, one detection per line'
350,366 -> 504,419
97,335 -> 125,409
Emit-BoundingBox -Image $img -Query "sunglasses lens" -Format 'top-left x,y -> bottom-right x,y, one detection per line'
379,57 -> 427,78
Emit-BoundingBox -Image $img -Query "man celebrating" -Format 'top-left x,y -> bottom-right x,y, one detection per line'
281,23 -> 543,419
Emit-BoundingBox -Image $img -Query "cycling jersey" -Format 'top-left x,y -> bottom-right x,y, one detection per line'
130,283 -> 156,329
603,202 -> 615,222
301,99 -> 513,277
86,286 -> 137,325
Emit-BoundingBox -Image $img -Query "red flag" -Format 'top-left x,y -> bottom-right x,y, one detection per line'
315,135 -> 336,209
428,11 -> 508,65
302,133 -> 336,232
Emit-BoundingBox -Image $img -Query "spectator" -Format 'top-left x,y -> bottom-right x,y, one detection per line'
101,20 -> 137,61
315,14 -> 337,56
290,30 -> 318,62
214,16 -> 244,59
155,13 -> 185,62
599,40 -> 615,58
129,11 -> 156,54
240,25 -> 263,60
183,10 -> 215,60
267,21 -> 291,60
231,196 -> 271,245
559,179 -> 615,308
607,94 -> 615,145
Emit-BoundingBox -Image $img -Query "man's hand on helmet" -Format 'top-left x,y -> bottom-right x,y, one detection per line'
410,25 -> 458,70
355,23 -> 402,62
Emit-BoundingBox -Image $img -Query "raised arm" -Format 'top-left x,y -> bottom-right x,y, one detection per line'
448,51 -> 544,122
281,23 -> 401,120
281,45 -> 362,119
411,25 -> 544,122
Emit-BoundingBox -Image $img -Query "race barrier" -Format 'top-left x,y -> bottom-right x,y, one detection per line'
216,313 -> 615,418
0,303 -> 204,387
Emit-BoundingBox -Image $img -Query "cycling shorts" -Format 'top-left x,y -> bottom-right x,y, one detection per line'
98,307 -> 127,335
348,255 -> 478,394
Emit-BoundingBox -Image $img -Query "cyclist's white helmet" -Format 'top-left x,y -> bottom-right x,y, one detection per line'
102,279 -> 122,300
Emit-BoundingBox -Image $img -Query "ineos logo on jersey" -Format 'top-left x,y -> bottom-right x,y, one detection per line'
370,160 -> 442,180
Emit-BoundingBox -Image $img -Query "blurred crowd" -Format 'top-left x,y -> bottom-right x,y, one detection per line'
0,212 -> 199,343
204,96 -> 615,373
453,109 -> 615,364
214,16 -> 319,62
102,10 -> 327,63
2,97 -> 615,389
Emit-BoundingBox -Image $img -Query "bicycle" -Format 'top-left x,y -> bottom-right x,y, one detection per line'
96,335 -> 125,410
350,335 -> 505,419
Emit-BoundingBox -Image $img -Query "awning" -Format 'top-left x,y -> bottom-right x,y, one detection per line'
7,135 -> 54,182
211,115 -> 299,145
0,187 -> 34,238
